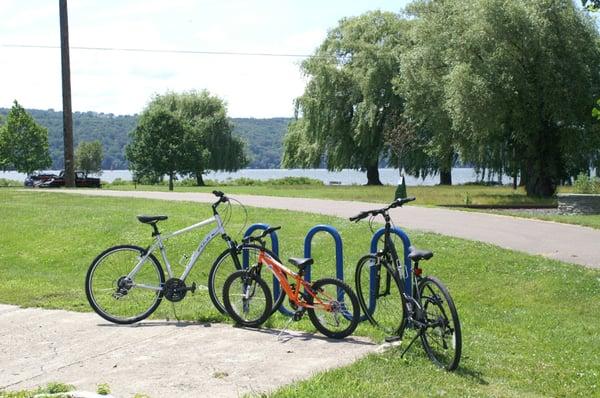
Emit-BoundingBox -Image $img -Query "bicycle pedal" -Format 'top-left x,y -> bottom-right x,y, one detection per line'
185,282 -> 197,293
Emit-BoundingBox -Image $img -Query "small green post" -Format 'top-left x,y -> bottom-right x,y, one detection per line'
395,175 -> 407,199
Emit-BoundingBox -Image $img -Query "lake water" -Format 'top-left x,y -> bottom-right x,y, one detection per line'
1,168 -> 507,186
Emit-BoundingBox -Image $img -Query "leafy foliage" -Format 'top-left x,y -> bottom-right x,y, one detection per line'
126,91 -> 247,190
582,0 -> 600,10
400,0 -> 600,197
0,101 -> 51,174
75,140 -> 103,175
573,172 -> 600,194
283,11 -> 409,185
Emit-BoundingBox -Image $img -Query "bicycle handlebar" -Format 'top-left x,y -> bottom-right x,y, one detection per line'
349,197 -> 416,222
242,226 -> 281,245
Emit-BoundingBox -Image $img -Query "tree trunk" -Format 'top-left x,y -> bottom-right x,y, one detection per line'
512,171 -> 518,190
440,170 -> 452,185
524,125 -> 560,197
168,172 -> 174,191
366,164 -> 382,185
196,172 -> 205,186
439,149 -> 453,185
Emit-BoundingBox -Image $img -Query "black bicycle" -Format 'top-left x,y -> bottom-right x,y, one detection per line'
350,197 -> 462,371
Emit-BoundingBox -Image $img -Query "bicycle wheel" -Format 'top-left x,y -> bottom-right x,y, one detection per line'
355,254 -> 407,336
85,245 -> 165,324
222,269 -> 272,327
307,278 -> 360,339
208,244 -> 284,314
418,276 -> 462,371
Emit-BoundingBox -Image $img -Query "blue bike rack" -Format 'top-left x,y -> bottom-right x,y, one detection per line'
304,225 -> 345,302
366,227 -> 412,317
243,223 -> 283,307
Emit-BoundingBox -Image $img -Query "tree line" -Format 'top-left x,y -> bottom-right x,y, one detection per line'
0,108 -> 290,171
283,0 -> 600,197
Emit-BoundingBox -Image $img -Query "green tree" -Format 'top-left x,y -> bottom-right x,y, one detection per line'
75,140 -> 103,175
401,0 -> 600,196
126,91 -> 247,190
582,0 -> 600,11
0,101 -> 51,174
126,107 -> 185,191
282,11 -> 409,185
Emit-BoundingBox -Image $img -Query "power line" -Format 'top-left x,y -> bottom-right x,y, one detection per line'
1,43 -> 318,58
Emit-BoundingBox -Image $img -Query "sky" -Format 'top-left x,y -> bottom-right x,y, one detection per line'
0,0 -> 411,118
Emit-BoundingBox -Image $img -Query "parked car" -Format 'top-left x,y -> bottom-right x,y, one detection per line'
24,173 -> 58,187
39,171 -> 101,188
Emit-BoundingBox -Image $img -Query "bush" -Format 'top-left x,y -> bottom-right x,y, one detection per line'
109,178 -> 129,186
0,178 -> 21,187
573,173 -> 600,194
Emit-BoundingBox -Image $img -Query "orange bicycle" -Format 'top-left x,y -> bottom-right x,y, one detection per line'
222,226 -> 360,339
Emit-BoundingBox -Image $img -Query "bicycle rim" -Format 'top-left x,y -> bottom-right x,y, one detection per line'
223,270 -> 272,327
355,254 -> 406,336
419,276 -> 462,371
85,245 -> 164,324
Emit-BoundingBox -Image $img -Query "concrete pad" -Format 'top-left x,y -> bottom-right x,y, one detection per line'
0,304 -> 376,397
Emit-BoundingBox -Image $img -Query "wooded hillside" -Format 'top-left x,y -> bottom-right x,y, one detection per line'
0,108 -> 289,169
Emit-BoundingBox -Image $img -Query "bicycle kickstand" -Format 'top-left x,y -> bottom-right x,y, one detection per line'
276,315 -> 296,341
400,330 -> 421,358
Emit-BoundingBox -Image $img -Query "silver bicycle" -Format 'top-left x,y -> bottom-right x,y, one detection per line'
85,191 -> 242,324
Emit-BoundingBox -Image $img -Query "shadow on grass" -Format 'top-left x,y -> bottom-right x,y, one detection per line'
454,364 -> 488,385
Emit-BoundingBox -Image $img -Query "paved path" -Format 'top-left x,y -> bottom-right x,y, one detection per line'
0,304 -> 376,397
48,189 -> 600,269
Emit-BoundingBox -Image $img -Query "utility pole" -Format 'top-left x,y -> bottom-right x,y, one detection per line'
59,0 -> 75,187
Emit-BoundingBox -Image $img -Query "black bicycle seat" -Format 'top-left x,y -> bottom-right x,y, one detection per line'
137,215 -> 168,224
408,246 -> 433,262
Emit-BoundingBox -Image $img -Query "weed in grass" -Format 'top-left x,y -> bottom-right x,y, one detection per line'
96,383 -> 111,395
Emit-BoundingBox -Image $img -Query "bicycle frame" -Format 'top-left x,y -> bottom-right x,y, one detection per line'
127,213 -> 234,290
256,250 -> 332,311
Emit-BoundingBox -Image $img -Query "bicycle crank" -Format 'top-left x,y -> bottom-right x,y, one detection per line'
164,278 -> 196,302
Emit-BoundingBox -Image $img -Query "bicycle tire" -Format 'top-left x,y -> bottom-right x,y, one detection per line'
418,276 -> 462,371
222,269 -> 272,327
355,254 -> 407,336
307,278 -> 360,339
85,245 -> 165,324
208,244 -> 284,315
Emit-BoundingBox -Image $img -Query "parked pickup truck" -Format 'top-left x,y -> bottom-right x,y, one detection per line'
39,171 -> 101,188
24,173 -> 58,187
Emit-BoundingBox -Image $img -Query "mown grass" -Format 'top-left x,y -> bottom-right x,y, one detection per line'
1,190 -> 599,397
483,209 -> 600,230
104,182 -> 560,207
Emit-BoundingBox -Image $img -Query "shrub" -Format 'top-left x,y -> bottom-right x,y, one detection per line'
109,178 -> 129,186
573,173 -> 600,194
0,178 -> 21,187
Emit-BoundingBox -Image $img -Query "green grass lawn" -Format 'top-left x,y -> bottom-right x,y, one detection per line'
104,182 -> 560,207
483,209 -> 600,230
1,190 -> 599,397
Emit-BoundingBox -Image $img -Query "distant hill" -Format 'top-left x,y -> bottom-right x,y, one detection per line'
0,108 -> 290,169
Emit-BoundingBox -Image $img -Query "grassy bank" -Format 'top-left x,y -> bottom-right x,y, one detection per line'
104,181 -> 561,207
1,190 -> 599,397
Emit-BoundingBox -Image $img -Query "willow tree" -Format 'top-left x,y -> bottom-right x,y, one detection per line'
127,91 -> 247,190
401,0 -> 600,196
282,11 -> 409,185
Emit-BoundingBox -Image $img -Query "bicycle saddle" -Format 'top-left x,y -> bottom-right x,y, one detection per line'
288,257 -> 314,271
137,215 -> 168,224
408,246 -> 433,261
